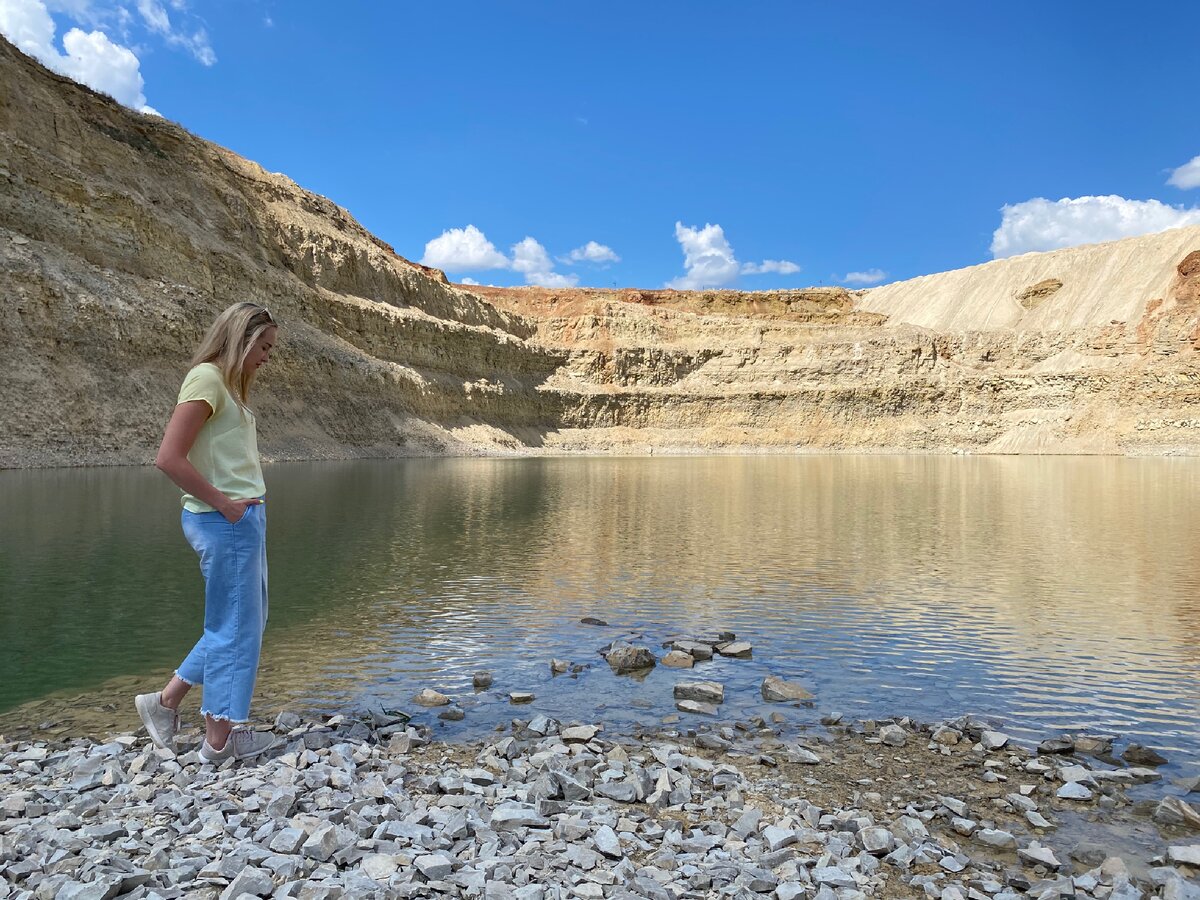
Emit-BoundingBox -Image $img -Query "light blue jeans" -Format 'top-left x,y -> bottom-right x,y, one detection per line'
175,501 -> 268,722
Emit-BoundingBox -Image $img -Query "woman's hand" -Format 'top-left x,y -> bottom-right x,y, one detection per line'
220,498 -> 263,524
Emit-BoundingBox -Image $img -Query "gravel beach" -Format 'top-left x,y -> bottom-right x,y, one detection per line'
2,704 -> 1199,900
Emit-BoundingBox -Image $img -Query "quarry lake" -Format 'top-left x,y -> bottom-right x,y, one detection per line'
2,455 -> 1199,773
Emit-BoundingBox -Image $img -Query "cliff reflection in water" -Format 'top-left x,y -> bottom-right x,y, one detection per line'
1,456 -> 1198,760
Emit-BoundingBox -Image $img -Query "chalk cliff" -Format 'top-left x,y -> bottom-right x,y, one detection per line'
2,36 -> 1199,466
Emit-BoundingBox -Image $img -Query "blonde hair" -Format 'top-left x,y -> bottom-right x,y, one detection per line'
190,302 -> 277,406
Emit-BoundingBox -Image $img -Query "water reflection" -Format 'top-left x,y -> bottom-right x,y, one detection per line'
1,456 -> 1198,766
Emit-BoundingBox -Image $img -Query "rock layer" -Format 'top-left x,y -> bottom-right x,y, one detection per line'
3,35 -> 1200,467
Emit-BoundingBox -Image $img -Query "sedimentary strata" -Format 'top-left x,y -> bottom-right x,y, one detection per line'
4,34 -> 1200,466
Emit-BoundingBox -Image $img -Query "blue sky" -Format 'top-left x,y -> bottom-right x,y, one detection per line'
4,1 -> 1200,290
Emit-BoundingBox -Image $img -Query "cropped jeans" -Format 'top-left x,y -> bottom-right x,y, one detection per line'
175,501 -> 268,722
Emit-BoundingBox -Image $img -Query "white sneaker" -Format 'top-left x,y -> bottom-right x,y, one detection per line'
199,727 -> 279,764
135,693 -> 179,750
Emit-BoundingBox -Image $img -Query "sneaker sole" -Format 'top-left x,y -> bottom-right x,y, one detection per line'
198,736 -> 278,765
135,695 -> 170,750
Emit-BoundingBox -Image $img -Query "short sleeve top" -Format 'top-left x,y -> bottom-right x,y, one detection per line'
176,363 -> 266,513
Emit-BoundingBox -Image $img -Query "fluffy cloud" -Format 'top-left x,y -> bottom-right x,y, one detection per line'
563,240 -> 619,265
1168,155 -> 1200,190
841,268 -> 888,285
511,237 -> 578,287
666,221 -> 801,288
741,259 -> 800,275
420,225 -> 510,271
665,221 -> 740,290
0,0 -> 157,112
458,276 -> 480,286
990,195 -> 1200,258
135,0 -> 214,65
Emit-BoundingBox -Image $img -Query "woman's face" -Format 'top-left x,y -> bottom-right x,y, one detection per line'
246,326 -> 277,371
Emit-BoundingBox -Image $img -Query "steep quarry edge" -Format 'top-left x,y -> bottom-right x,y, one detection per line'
3,34 -> 1200,465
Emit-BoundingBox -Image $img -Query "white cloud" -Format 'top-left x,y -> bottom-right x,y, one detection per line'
1168,155 -> 1200,190
458,276 -> 480,285
0,0 -> 58,60
0,0 -> 157,112
135,0 -> 168,33
511,237 -> 578,287
421,225 -> 510,271
741,259 -> 801,275
841,268 -> 888,285
134,0 -> 213,65
563,240 -> 620,265
990,195 -> 1200,258
665,221 -> 740,290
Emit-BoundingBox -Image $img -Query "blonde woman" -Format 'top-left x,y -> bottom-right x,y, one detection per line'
135,302 -> 279,763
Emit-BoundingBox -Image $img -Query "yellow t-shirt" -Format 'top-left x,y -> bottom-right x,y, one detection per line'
176,363 -> 266,513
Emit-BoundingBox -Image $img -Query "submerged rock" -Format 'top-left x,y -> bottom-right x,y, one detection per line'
661,650 -> 695,668
1123,743 -> 1168,766
472,671 -> 493,689
673,681 -> 724,704
761,675 -> 814,702
413,688 -> 451,707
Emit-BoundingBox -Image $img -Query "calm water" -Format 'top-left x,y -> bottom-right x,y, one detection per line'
2,456 -> 1199,771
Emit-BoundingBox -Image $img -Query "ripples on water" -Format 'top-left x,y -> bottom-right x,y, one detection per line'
1,456 -> 1198,768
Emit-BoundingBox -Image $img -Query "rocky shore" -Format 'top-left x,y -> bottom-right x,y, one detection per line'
3,704 -> 1199,900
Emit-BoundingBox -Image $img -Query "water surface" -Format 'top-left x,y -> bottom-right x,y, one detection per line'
2,456 -> 1198,773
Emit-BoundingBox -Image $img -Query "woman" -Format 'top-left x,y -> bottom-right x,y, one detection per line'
135,302 -> 279,763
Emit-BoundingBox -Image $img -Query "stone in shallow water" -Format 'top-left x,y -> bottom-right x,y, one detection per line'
716,641 -> 752,659
673,681 -> 724,704
550,659 -> 570,674
676,700 -> 719,716
1037,735 -> 1075,754
760,676 -> 814,702
509,692 -> 535,704
604,642 -> 656,674
1123,743 -> 1168,766
413,689 -> 450,707
661,650 -> 694,668
671,640 -> 714,660
472,671 -> 493,689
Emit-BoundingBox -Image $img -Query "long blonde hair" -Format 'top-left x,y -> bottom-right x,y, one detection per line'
190,302 -> 277,406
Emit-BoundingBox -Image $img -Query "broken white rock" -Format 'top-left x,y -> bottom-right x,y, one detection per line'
879,724 -> 907,747
1056,781 -> 1093,801
980,730 -> 1010,750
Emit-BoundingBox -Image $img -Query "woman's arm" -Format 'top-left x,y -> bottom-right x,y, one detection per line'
155,400 -> 260,522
